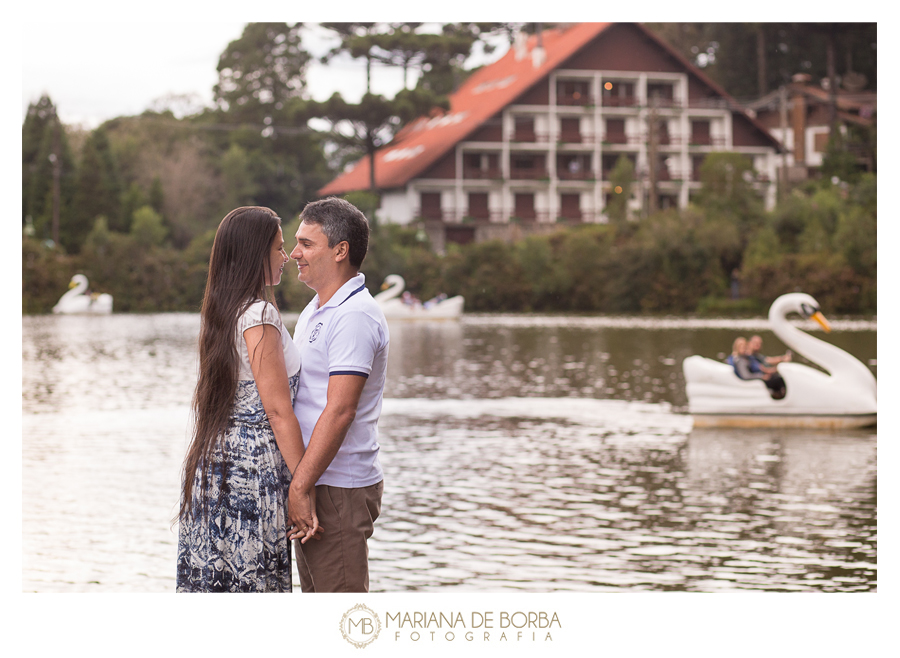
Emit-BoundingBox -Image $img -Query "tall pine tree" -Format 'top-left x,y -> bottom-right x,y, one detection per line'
22,95 -> 76,242
69,127 -> 122,251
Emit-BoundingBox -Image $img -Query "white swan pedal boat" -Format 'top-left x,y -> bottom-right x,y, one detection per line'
683,293 -> 876,429
52,274 -> 113,314
374,274 -> 464,320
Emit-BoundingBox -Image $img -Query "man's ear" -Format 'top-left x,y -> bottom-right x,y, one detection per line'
333,240 -> 350,263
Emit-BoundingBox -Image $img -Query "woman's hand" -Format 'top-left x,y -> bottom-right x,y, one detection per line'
287,489 -> 322,543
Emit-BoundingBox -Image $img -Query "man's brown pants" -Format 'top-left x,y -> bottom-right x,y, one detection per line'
293,481 -> 383,592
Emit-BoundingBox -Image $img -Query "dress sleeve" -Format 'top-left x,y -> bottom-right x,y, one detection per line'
238,300 -> 282,335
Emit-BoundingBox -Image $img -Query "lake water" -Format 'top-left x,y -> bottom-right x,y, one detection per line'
21,312 -> 877,592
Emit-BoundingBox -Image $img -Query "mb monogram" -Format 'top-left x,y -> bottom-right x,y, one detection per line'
340,604 -> 381,648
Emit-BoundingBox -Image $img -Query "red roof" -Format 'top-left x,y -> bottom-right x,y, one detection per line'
318,23 -> 778,196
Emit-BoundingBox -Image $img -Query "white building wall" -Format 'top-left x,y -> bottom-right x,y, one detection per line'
378,190 -> 415,225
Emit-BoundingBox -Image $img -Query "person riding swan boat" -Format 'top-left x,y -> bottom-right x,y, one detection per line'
373,274 -> 464,319
52,274 -> 113,314
682,292 -> 876,428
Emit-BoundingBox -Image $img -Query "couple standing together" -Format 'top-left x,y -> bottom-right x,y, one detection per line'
176,198 -> 387,593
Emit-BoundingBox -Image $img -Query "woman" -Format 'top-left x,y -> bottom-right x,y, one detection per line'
177,206 -> 319,593
729,336 -> 784,399
730,337 -> 761,381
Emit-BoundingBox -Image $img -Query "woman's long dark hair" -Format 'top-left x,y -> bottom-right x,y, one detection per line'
178,206 -> 282,522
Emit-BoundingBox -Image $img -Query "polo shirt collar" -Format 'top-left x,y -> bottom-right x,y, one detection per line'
316,273 -> 367,311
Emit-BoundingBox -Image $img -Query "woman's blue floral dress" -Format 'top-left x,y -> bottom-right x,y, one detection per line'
176,372 -> 301,592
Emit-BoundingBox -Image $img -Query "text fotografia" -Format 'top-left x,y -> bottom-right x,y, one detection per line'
386,611 -> 561,642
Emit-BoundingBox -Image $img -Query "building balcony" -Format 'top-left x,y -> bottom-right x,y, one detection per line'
658,135 -> 687,147
558,131 -> 592,144
688,136 -> 727,147
602,131 -> 628,145
557,94 -> 595,107
558,168 -> 597,181
463,167 -> 504,180
646,97 -> 682,109
601,132 -> 647,147
510,167 -> 550,180
511,131 -> 553,143
602,95 -> 639,108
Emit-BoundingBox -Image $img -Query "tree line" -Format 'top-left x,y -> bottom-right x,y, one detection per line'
22,22 -> 876,315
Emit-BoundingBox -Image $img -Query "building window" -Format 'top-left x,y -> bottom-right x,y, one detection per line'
602,153 -> 636,181
602,81 -> 636,107
557,79 -> 591,105
419,192 -> 442,220
514,193 -> 536,221
514,116 -> 536,142
467,192 -> 490,221
647,82 -> 675,107
691,119 -> 711,145
464,153 -> 482,170
463,152 -> 501,179
511,154 -> 547,179
653,119 -> 671,146
604,118 -> 627,144
559,117 -> 582,143
558,154 -> 592,180
559,193 -> 581,222
651,156 -> 671,181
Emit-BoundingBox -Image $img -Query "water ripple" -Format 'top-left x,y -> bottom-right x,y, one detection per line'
22,314 -> 876,592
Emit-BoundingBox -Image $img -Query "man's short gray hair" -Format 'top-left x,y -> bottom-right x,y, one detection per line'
299,197 -> 370,269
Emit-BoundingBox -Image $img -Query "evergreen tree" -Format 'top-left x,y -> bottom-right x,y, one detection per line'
22,95 -> 76,241
415,25 -> 480,96
320,89 -> 446,195
69,127 -> 122,251
23,95 -> 57,224
214,22 -> 311,121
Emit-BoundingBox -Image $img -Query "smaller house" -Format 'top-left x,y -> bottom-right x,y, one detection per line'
747,72 -> 876,181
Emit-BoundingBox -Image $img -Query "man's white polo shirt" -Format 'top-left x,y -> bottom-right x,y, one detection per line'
292,273 -> 388,488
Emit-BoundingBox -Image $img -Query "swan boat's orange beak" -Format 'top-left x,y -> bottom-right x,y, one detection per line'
811,311 -> 832,333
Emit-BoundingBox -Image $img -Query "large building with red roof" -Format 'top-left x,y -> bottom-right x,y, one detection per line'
318,23 -> 783,249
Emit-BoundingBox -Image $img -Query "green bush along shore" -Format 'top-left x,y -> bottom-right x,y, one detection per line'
24,171 -> 876,317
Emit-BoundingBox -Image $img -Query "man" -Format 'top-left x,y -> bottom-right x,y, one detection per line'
748,335 -> 791,367
747,335 -> 789,399
286,197 -> 389,592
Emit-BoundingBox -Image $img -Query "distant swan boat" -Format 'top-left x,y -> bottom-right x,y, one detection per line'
52,274 -> 113,314
373,274 -> 464,320
683,292 -> 876,429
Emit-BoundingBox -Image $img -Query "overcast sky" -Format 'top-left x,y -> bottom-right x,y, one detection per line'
21,21 -> 509,129
23,23 -> 417,127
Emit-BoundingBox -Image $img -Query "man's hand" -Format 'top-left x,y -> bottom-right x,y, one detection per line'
287,484 -> 322,543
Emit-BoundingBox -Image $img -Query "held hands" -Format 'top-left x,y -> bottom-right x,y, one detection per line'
287,484 -> 323,543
